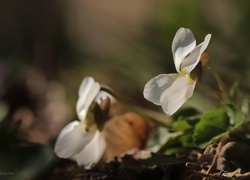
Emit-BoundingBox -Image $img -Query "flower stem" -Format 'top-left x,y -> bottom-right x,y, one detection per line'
208,61 -> 229,100
100,87 -> 170,128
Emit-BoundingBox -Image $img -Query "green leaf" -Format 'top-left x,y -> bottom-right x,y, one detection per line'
146,127 -> 169,149
158,133 -> 193,155
158,135 -> 182,154
241,96 -> 250,115
180,133 -> 194,147
172,119 -> 193,132
193,109 -> 230,148
155,108 -> 201,155
225,103 -> 245,129
173,107 -> 200,121
171,108 -> 201,132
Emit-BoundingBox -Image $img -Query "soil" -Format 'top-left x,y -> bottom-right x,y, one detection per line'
49,138 -> 250,180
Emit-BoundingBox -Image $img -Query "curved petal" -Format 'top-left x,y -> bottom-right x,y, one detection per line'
78,77 -> 95,97
143,74 -> 179,105
172,28 -> 196,72
71,131 -> 106,169
160,75 -> 196,115
181,34 -> 212,73
54,121 -> 95,158
76,78 -> 100,121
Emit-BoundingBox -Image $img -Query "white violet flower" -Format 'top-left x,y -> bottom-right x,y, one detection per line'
54,77 -> 107,169
143,27 -> 211,115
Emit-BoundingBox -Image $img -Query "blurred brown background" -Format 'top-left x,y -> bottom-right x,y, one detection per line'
0,0 -> 250,179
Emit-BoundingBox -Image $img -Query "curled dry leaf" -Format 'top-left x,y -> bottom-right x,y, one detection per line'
199,141 -> 250,172
187,138 -> 250,179
103,112 -> 150,162
122,149 -> 152,160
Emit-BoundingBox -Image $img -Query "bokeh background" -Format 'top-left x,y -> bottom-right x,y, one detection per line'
0,0 -> 250,179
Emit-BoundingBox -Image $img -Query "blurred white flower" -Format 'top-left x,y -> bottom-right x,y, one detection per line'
54,77 -> 107,169
143,27 -> 211,115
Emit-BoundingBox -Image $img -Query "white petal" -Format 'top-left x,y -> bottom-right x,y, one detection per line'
160,75 -> 196,115
172,28 -> 196,72
71,131 -> 106,169
143,74 -> 179,105
54,121 -> 95,158
78,77 -> 94,97
76,78 -> 100,121
181,34 -> 212,73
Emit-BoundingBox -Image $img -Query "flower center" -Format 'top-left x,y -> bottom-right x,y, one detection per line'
178,72 -> 196,83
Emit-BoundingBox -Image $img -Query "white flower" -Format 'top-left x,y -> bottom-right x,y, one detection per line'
54,77 -> 106,169
143,27 -> 211,115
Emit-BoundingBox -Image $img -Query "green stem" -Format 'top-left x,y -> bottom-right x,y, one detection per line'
101,87 -> 170,128
208,61 -> 229,100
